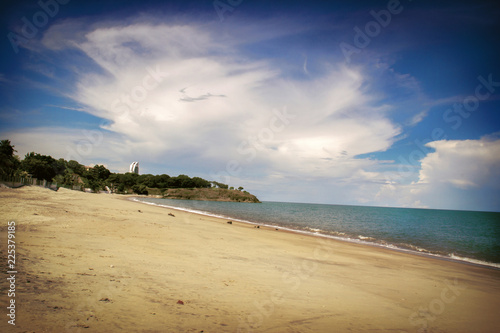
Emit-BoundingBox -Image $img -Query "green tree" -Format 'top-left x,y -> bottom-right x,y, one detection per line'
106,173 -> 123,192
67,160 -> 86,175
0,140 -> 20,177
83,165 -> 111,192
156,174 -> 171,188
53,158 -> 67,176
122,172 -> 139,187
192,177 -> 211,188
137,174 -> 157,187
211,181 -> 228,189
170,175 -> 192,188
21,152 -> 57,181
92,164 -> 111,181
132,184 -> 148,195
117,183 -> 125,193
85,177 -> 102,193
179,175 -> 195,188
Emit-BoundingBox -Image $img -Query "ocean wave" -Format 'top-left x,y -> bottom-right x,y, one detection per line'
357,235 -> 376,241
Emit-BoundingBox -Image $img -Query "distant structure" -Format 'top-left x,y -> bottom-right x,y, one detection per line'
129,162 -> 139,174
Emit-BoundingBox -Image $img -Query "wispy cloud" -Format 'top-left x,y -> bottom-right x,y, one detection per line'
44,105 -> 89,112
303,56 -> 309,75
179,89 -> 227,102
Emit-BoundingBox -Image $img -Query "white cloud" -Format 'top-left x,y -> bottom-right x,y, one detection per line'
418,136 -> 500,189
10,17 -> 437,206
374,135 -> 500,211
39,21 -> 402,180
1,7 -> 496,213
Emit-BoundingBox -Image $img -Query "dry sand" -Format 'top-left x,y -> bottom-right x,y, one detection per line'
0,186 -> 499,332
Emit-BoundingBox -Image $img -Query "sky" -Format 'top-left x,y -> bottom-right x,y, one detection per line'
1,0 -> 499,212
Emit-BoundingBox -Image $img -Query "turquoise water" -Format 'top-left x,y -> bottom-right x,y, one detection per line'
134,198 -> 500,268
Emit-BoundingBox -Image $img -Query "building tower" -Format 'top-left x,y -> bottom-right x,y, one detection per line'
129,162 -> 139,174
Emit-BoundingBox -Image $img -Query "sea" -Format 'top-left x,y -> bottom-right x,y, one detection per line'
133,198 -> 500,269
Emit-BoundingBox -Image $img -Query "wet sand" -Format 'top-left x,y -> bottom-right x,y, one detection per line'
1,186 -> 499,332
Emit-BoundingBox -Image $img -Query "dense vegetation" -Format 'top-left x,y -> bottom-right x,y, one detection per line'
158,188 -> 260,203
0,139 -> 258,202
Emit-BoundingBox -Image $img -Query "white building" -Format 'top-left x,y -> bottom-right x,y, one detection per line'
129,162 -> 139,174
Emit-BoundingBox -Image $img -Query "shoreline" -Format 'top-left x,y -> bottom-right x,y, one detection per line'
2,186 -> 500,332
130,196 -> 500,271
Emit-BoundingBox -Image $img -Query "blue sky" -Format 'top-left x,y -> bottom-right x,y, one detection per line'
1,0 -> 499,211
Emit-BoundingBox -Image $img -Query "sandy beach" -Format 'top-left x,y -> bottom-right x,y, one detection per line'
0,186 -> 499,332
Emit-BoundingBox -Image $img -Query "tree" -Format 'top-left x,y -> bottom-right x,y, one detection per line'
192,177 -> 211,188
169,175 -> 193,188
107,173 -> 123,191
179,175 -> 195,188
132,184 -> 148,195
137,174 -> 157,187
21,152 -> 57,181
53,158 -> 67,176
83,165 -> 111,192
92,165 -> 111,181
67,160 -> 86,175
0,139 -> 15,157
0,140 -> 20,177
238,186 -> 244,191
156,174 -> 171,188
122,172 -> 139,187
85,177 -> 102,193
211,181 -> 229,189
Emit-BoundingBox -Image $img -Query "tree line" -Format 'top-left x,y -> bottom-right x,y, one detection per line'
0,139 -> 233,195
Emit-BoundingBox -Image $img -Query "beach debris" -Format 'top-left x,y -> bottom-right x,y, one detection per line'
110,265 -> 114,268
177,300 -> 184,305
227,221 -> 232,224
76,324 -> 90,328
168,213 -> 175,217
99,298 -> 111,302
88,268 -> 94,270
87,314 -> 98,321
254,225 -> 260,229
138,210 -> 142,213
